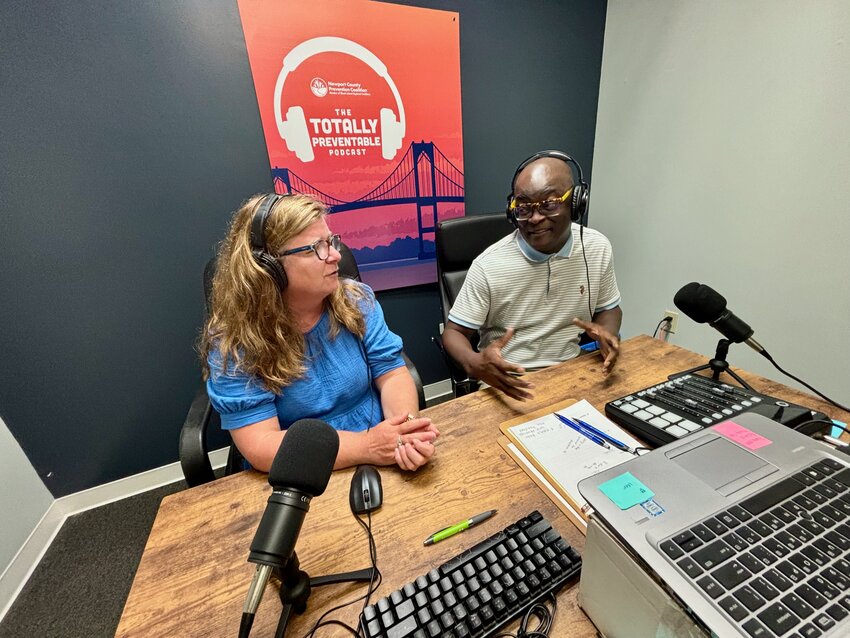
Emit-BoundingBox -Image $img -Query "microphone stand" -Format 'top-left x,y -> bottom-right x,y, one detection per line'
273,552 -> 375,638
670,338 -> 754,391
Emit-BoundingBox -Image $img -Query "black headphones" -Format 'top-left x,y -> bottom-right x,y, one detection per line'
249,193 -> 291,290
505,150 -> 589,227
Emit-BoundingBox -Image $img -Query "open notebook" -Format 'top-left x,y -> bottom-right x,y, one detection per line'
499,398 -> 643,533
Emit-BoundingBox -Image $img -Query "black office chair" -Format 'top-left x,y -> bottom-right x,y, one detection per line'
179,242 -> 426,487
432,213 -> 515,397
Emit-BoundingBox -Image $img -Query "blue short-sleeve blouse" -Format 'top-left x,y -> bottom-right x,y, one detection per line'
207,283 -> 404,433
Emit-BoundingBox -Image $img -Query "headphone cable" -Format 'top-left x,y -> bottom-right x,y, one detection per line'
579,225 -> 593,319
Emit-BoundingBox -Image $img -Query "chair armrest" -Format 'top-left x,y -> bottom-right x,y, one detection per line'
178,384 -> 217,487
400,351 -> 426,411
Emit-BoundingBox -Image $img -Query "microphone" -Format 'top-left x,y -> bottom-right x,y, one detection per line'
673,283 -> 850,415
673,282 -> 766,355
240,419 -> 339,638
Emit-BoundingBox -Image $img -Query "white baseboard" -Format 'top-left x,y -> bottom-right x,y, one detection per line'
0,378 -> 452,623
424,378 -> 453,404
0,448 -> 229,623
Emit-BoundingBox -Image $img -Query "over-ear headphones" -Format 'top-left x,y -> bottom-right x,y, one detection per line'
274,36 -> 406,162
249,194 -> 290,291
505,150 -> 589,227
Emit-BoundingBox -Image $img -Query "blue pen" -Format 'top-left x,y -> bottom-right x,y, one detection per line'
573,417 -> 632,453
553,413 -> 610,449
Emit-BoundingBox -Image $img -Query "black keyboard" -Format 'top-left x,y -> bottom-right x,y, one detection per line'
359,510 -> 581,638
606,374 -> 829,448
659,459 -> 850,637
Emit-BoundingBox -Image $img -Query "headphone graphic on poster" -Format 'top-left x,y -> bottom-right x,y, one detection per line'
273,36 -> 406,163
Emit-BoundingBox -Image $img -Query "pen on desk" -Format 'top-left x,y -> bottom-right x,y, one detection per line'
553,413 -> 610,449
573,417 -> 633,453
423,509 -> 497,546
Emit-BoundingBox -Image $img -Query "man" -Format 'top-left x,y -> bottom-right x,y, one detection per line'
441,150 -> 622,400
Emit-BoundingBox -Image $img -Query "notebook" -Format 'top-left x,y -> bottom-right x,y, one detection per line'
499,399 -> 643,533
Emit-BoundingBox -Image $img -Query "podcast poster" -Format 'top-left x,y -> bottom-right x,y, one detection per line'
237,0 -> 464,290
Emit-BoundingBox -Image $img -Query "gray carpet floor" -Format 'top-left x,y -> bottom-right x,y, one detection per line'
0,479 -> 187,638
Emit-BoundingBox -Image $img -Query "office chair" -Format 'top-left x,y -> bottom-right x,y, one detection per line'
433,213 -> 514,397
179,242 -> 426,488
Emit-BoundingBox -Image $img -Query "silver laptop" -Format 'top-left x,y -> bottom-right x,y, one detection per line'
579,412 -> 850,638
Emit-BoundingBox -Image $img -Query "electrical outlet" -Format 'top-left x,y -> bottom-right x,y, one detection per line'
664,310 -> 679,334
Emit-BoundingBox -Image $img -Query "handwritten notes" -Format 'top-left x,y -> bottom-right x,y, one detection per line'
502,400 -> 642,518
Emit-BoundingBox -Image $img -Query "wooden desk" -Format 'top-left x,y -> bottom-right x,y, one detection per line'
116,335 -> 847,637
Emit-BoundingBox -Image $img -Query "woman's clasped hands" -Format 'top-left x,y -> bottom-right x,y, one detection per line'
367,413 -> 440,472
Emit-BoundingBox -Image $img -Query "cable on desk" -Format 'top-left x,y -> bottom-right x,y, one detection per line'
761,350 -> 850,414
493,593 -> 558,638
298,510 -> 381,638
360,509 -> 381,615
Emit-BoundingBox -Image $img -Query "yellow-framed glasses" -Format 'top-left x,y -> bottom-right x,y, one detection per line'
509,187 -> 573,221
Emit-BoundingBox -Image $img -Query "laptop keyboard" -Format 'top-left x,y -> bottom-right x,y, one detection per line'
359,510 -> 582,638
659,458 -> 850,637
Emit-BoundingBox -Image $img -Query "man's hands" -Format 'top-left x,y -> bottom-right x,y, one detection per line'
365,413 -> 440,472
467,328 -> 534,401
572,318 -> 620,373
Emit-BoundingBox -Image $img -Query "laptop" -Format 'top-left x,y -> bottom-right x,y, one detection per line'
579,412 -> 850,638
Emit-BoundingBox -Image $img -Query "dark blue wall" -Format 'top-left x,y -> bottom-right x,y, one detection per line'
0,0 -> 607,497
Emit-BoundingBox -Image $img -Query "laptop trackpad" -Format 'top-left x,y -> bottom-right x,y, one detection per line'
668,436 -> 775,493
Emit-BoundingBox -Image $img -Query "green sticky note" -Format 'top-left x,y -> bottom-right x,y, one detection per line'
598,472 -> 655,510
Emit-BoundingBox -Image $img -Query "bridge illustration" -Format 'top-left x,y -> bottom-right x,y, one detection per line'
271,141 -> 464,259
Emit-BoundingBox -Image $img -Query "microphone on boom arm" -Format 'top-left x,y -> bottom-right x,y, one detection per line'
239,419 -> 339,638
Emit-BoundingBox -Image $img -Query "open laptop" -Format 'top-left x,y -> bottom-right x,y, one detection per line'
579,412 -> 850,638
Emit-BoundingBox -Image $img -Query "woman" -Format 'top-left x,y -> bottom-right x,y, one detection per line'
200,193 -> 439,472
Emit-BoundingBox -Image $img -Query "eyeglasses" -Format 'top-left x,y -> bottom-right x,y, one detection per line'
509,187 -> 574,221
280,233 -> 342,261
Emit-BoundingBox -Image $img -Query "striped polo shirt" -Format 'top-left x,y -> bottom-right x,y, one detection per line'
448,224 -> 621,370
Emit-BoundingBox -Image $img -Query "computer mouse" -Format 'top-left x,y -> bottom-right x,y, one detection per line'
349,465 -> 382,514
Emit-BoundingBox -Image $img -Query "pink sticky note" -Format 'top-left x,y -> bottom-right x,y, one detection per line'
713,421 -> 772,450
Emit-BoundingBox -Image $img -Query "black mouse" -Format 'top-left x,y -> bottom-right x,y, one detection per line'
349,465 -> 382,514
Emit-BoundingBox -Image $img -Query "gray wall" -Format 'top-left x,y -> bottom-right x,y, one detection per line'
592,1 -> 850,407
0,417 -> 53,575
0,0 -> 607,498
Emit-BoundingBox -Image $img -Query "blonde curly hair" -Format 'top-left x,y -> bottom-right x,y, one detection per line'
199,193 -> 367,393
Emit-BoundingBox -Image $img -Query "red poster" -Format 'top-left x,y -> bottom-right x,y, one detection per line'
237,0 -> 464,290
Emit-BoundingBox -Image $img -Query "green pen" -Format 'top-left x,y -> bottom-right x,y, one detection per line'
423,509 -> 497,546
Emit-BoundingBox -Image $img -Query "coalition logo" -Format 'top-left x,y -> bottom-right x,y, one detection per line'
310,77 -> 329,98
275,37 -> 407,162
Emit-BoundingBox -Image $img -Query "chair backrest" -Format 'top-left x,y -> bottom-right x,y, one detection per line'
338,241 -> 362,282
435,213 -> 514,325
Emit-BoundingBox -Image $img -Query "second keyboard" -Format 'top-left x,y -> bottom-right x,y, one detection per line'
360,510 -> 582,638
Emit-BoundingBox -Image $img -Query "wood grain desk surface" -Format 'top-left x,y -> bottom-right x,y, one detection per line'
116,335 -> 848,637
